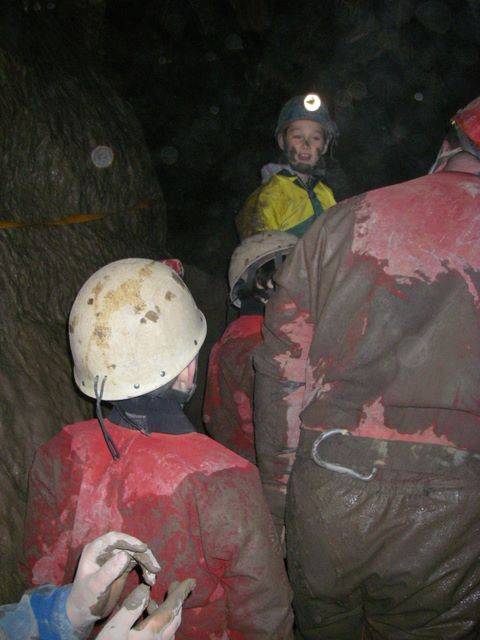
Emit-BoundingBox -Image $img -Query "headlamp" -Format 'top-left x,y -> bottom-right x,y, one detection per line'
304,94 -> 321,112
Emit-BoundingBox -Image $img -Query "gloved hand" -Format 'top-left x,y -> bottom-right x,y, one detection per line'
97,578 -> 196,639
66,531 -> 161,631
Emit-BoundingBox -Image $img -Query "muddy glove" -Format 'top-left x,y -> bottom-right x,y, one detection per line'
66,531 -> 161,632
97,579 -> 196,639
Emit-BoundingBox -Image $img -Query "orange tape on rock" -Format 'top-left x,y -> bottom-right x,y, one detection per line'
0,198 -> 154,229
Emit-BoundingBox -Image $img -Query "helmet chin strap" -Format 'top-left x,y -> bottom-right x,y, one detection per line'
430,125 -> 480,174
428,146 -> 463,174
94,375 -> 120,461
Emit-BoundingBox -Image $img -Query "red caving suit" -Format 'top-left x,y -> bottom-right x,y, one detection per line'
254,171 -> 480,638
24,403 -> 293,639
203,314 -> 263,464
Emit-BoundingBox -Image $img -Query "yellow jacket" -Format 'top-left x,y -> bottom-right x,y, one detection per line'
236,170 -> 336,239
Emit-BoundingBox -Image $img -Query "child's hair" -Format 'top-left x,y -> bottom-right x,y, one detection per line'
235,258 -> 279,305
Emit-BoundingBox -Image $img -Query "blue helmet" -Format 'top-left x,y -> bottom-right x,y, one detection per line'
275,94 -> 339,149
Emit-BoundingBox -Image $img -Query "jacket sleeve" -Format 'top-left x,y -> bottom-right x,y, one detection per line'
23,434 -> 77,587
235,184 -> 281,239
0,584 -> 89,640
253,228 -> 321,533
198,466 -> 294,639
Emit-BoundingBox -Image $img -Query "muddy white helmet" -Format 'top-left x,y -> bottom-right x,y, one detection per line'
69,258 -> 206,401
229,231 -> 297,308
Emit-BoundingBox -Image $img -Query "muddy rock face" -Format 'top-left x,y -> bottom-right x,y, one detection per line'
0,47 -> 166,601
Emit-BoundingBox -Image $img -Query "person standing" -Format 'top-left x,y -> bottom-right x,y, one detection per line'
24,258 -> 293,640
254,98 -> 480,638
236,93 -> 338,239
204,231 -> 297,463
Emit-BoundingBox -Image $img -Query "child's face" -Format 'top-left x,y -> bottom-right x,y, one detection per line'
278,119 -> 326,171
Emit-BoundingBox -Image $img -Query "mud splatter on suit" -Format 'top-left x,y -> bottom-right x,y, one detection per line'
24,409 -> 293,639
254,171 -> 480,638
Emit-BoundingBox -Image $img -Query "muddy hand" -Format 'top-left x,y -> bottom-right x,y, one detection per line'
66,531 -> 161,631
132,579 -> 196,638
97,579 -> 194,639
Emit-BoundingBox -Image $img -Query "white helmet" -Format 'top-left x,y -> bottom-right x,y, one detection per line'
229,231 -> 297,307
69,258 -> 206,401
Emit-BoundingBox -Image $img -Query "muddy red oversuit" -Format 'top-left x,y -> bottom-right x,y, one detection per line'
254,171 -> 480,639
24,401 -> 293,639
203,314 -> 263,463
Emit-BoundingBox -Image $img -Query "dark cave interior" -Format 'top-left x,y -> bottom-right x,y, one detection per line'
9,0 -> 479,272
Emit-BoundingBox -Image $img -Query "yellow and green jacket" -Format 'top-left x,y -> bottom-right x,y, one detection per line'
236,168 -> 336,239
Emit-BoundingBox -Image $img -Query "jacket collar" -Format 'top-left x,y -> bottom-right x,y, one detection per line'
108,397 -> 195,435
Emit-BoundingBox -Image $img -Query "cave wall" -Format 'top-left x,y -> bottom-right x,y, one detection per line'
0,37 -> 166,600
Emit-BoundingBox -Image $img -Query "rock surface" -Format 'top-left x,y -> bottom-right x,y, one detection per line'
0,46 -> 166,601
